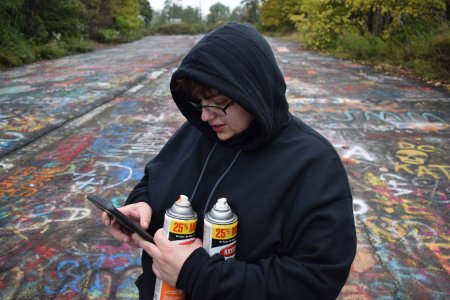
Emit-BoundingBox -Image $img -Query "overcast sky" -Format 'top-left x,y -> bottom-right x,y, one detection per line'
149,0 -> 243,16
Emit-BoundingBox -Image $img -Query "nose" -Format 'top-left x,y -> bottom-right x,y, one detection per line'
201,108 -> 216,121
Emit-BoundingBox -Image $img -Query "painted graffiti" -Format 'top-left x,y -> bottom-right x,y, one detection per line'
1,36 -> 449,299
394,142 -> 449,180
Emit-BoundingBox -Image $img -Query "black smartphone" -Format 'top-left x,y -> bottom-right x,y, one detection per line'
87,194 -> 154,243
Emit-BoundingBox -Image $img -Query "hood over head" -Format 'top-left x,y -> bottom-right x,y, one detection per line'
170,22 -> 290,151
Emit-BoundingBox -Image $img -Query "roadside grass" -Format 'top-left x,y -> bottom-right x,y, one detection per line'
0,23 -> 211,69
0,37 -> 96,68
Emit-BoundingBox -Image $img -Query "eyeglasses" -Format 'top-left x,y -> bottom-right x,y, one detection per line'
189,99 -> 234,117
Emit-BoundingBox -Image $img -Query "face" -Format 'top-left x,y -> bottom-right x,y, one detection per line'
198,95 -> 254,141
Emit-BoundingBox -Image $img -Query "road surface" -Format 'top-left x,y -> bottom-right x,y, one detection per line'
0,34 -> 449,299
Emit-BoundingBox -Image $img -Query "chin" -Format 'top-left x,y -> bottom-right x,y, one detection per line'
217,133 -> 232,141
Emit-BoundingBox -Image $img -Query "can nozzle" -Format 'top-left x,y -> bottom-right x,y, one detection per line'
177,195 -> 189,206
168,195 -> 196,219
214,198 -> 230,211
205,197 -> 237,224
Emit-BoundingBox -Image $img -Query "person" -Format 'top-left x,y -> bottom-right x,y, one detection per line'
103,22 -> 357,300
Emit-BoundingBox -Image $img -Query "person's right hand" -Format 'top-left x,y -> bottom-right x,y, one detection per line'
102,202 -> 152,247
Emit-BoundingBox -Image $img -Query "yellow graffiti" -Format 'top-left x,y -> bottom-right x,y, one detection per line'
365,216 -> 408,243
400,198 -> 435,219
394,163 -> 450,180
2,115 -> 59,132
398,142 -> 436,152
394,142 -> 449,179
365,172 -> 384,186
426,243 -> 450,275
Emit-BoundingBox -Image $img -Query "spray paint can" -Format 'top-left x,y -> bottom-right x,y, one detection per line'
153,195 -> 197,300
203,198 -> 238,259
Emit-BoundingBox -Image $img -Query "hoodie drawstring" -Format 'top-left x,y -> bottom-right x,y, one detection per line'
203,149 -> 241,215
189,143 -> 242,215
190,143 -> 217,203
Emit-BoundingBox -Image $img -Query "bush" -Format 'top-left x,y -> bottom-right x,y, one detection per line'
0,40 -> 36,68
386,23 -> 450,80
98,29 -> 120,43
36,42 -> 67,59
429,29 -> 450,77
63,37 -> 95,54
118,29 -> 143,43
336,32 -> 388,59
153,23 -> 209,35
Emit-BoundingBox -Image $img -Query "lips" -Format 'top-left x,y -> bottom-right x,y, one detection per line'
211,124 -> 225,133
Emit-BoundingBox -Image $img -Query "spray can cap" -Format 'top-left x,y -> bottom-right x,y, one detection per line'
177,195 -> 189,206
167,195 -> 197,219
214,198 -> 230,211
206,197 -> 236,223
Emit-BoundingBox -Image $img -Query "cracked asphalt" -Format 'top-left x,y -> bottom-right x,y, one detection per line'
0,34 -> 449,299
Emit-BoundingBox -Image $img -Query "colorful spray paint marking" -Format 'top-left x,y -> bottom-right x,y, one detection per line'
0,35 -> 449,299
0,35 -> 193,157
271,37 -> 449,299
0,37 -> 190,300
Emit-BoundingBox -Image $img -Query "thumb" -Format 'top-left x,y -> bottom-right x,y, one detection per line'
140,218 -> 149,230
137,203 -> 151,229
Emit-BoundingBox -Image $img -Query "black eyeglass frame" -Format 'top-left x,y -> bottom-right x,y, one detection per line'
189,99 -> 234,116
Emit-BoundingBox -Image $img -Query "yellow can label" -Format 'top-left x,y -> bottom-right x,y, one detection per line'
204,219 -> 238,258
169,219 -> 197,235
212,222 -> 238,240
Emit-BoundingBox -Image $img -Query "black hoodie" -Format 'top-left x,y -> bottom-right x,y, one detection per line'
126,22 -> 356,300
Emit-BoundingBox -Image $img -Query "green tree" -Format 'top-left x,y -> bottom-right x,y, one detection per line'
139,0 -> 153,26
0,0 -> 36,66
344,0 -> 447,37
81,0 -> 114,39
18,0 -> 87,42
289,0 -> 351,49
0,0 -> 25,45
162,0 -> 183,21
182,6 -> 201,23
229,5 -> 246,22
207,3 -> 230,24
241,0 -> 260,24
259,0 -> 298,31
112,0 -> 143,32
152,1 -> 200,25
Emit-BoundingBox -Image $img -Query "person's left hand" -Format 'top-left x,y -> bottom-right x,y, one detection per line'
132,228 -> 203,286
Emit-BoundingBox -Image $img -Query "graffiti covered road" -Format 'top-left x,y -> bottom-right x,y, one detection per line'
1,35 -> 449,299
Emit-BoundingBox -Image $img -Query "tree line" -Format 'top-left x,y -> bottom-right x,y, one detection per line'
0,0 -> 153,67
1,0 -> 449,82
0,0 -> 262,68
258,0 -> 449,81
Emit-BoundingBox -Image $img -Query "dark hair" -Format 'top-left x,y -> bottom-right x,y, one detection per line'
176,78 -> 219,99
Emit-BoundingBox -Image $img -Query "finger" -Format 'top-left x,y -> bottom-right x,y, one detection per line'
102,211 -> 112,226
118,203 -> 151,229
153,228 -> 168,247
108,220 -> 132,243
139,205 -> 151,229
132,233 -> 161,257
130,203 -> 151,229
